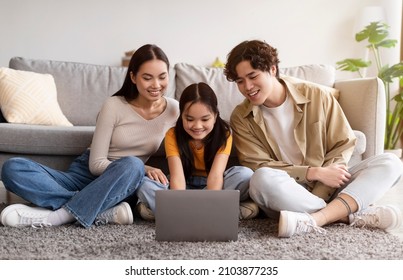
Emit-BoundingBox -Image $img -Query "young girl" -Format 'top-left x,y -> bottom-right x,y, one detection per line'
164,82 -> 257,219
1,44 -> 179,228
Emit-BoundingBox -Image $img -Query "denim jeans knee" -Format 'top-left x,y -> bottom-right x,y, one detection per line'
64,155 -> 145,228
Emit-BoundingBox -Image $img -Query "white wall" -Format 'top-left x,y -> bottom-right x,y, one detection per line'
0,0 -> 401,79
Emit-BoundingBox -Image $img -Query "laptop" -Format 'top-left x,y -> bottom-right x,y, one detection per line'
155,189 -> 240,242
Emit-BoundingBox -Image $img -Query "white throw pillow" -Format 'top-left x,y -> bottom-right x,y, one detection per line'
0,67 -> 73,126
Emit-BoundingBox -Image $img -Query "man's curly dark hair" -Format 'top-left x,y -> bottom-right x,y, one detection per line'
224,40 -> 280,82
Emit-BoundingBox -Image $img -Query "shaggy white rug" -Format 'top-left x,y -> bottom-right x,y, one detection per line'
0,217 -> 402,260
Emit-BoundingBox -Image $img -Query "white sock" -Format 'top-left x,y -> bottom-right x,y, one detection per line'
47,208 -> 76,226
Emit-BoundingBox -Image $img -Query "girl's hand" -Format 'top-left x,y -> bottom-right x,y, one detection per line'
307,164 -> 351,188
145,166 -> 168,185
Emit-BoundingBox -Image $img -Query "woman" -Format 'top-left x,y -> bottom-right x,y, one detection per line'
0,44 -> 179,228
164,82 -> 257,219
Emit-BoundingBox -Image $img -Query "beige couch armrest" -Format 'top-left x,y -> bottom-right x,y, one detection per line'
334,77 -> 385,159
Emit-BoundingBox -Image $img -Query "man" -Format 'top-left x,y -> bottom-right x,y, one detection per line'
224,40 -> 402,238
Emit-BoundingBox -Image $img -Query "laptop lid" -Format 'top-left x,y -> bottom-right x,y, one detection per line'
155,190 -> 240,242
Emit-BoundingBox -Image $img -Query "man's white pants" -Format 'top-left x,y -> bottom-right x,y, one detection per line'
249,153 -> 403,217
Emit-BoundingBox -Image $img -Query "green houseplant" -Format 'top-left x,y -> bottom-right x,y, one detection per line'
336,21 -> 403,150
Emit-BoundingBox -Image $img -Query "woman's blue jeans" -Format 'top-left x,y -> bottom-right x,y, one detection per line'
1,150 -> 167,228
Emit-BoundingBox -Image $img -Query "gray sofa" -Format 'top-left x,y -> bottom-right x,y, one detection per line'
0,57 -> 386,179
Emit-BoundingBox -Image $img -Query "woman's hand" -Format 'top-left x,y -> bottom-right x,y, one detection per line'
307,164 -> 351,188
145,165 -> 168,185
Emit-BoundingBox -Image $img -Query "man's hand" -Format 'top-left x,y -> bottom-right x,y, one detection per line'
307,164 -> 351,188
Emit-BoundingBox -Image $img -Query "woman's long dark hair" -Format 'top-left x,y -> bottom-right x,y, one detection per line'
175,82 -> 230,178
113,44 -> 169,101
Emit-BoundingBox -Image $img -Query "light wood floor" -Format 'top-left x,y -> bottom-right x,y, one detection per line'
1,173 -> 403,240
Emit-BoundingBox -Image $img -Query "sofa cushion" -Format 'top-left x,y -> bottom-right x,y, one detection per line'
347,129 -> 366,167
174,63 -> 336,122
281,75 -> 340,100
9,57 -> 177,126
280,64 -> 336,88
0,123 -> 93,155
0,67 -> 72,126
175,63 -> 244,122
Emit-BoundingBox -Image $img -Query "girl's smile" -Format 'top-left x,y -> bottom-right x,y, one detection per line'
182,101 -> 216,141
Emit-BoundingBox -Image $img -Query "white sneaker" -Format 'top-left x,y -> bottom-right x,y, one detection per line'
95,202 -> 133,225
349,205 -> 402,231
0,204 -> 52,228
136,202 -> 155,221
278,210 -> 326,238
239,200 -> 259,220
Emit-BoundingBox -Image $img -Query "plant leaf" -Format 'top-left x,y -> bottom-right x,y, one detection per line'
375,39 -> 398,49
355,22 -> 389,44
379,62 -> 403,83
336,59 -> 371,72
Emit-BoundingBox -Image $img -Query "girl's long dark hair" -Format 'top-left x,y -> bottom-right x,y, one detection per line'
113,44 -> 169,101
175,82 -> 230,178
